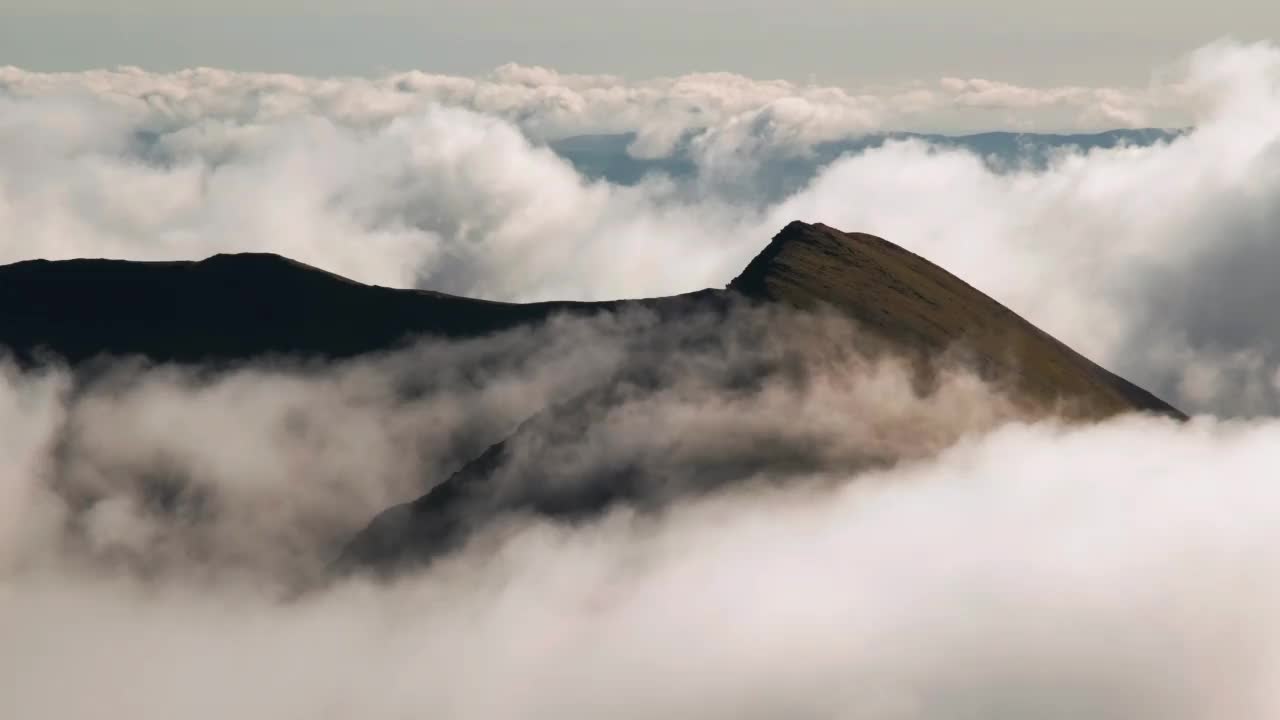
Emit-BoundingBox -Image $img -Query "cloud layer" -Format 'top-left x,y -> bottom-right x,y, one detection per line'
0,57 -> 1192,145
6,331 -> 1280,719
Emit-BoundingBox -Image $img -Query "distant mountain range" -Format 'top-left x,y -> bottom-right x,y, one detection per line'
0,221 -> 1183,574
549,129 -> 1184,198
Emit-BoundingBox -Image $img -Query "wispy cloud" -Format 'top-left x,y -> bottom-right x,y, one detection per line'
5,337 -> 1280,719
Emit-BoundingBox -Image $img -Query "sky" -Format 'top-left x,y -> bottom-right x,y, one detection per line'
3,1 -> 1279,85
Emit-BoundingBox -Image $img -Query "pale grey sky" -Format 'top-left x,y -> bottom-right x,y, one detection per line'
2,1 -> 1277,85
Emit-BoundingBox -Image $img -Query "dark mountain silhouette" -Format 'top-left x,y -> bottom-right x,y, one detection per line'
0,253 -> 717,368
0,222 -> 1184,575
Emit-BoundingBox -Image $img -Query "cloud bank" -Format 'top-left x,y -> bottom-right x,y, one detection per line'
0,57 -> 1191,146
5,322 -> 1280,719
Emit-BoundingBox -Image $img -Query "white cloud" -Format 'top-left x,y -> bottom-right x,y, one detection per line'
0,59 -> 1190,145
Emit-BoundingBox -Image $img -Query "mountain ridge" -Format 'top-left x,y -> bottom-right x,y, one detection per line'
0,222 -> 1184,418
0,249 -> 720,368
0,222 -> 1184,574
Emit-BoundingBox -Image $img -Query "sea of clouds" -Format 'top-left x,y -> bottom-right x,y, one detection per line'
5,38 -> 1280,720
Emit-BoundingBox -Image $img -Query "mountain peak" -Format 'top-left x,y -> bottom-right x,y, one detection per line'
729,221 -> 1183,419
728,220 -> 868,298
194,252 -> 369,288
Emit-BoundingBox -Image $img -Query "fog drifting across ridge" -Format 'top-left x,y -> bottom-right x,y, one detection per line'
0,313 -> 635,584
0,304 -> 1023,584
6,325 -> 1280,718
